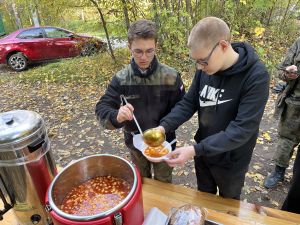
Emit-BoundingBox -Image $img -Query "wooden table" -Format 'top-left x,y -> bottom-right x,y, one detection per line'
142,178 -> 300,225
2,178 -> 300,224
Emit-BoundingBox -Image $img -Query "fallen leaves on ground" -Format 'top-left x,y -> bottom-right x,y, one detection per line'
0,54 -> 294,210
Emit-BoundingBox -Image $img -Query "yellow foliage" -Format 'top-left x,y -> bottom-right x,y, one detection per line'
240,0 -> 247,5
256,137 -> 264,145
262,132 -> 271,141
254,27 -> 265,38
253,165 -> 261,170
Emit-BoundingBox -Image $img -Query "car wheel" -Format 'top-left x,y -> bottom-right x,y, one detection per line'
81,43 -> 98,56
8,53 -> 28,71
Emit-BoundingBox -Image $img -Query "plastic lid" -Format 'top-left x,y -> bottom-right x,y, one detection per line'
0,110 -> 44,145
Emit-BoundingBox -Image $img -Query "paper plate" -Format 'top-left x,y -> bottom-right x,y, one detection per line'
133,134 -> 144,151
133,134 -> 171,163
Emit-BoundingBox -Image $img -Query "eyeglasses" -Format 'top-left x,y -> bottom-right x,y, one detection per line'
194,42 -> 220,66
131,48 -> 155,58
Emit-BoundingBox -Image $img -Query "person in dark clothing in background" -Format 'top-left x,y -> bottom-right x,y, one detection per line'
157,17 -> 269,199
95,20 -> 185,183
282,148 -> 300,214
264,38 -> 300,189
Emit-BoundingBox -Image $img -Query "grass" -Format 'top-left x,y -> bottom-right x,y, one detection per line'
0,38 -> 286,88
12,49 -> 131,85
0,47 -> 195,87
61,20 -> 128,40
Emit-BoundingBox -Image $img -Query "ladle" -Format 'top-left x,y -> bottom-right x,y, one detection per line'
120,95 -> 166,148
143,128 -> 166,147
120,95 -> 143,135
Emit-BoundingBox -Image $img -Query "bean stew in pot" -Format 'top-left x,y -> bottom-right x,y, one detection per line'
61,175 -> 131,216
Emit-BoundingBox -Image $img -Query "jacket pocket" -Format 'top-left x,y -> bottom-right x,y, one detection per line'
274,92 -> 287,119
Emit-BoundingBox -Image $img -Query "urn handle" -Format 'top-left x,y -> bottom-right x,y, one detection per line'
0,174 -> 13,220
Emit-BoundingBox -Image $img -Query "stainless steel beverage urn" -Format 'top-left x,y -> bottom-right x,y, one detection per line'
0,110 -> 57,224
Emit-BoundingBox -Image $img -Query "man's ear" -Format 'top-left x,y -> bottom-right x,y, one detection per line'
219,40 -> 229,51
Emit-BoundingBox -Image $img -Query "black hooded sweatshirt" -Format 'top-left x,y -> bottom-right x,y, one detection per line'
160,42 -> 269,166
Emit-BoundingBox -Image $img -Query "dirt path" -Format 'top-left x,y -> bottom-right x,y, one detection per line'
0,73 -> 294,210
0,64 -> 11,74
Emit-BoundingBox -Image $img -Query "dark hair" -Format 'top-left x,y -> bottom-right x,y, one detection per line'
128,20 -> 157,44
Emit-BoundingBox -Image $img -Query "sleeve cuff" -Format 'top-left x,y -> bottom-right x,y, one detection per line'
110,110 -> 124,128
194,142 -> 205,156
160,121 -> 171,133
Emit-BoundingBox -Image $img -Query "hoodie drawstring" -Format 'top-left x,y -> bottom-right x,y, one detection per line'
215,76 -> 225,111
204,76 -> 211,103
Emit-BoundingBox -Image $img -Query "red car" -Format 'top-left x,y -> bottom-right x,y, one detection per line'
0,26 -> 106,71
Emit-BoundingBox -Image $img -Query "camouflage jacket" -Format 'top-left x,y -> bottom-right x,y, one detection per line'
277,37 -> 300,103
95,61 -> 185,143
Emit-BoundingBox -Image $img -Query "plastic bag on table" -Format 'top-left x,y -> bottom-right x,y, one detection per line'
169,204 -> 207,225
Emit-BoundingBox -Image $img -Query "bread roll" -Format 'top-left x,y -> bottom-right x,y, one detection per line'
169,204 -> 207,225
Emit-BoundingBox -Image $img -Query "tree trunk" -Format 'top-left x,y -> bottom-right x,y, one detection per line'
171,0 -> 175,12
164,0 -> 169,10
266,0 -> 277,27
151,0 -> 164,47
4,1 -> 17,30
185,0 -> 192,26
121,0 -> 130,30
204,0 -> 209,16
11,0 -> 22,29
286,0 -> 300,24
218,0 -> 226,18
131,0 -> 138,20
280,0 -> 292,31
81,10 -> 86,21
193,0 -> 200,24
30,1 -> 41,27
158,0 -> 163,9
89,0 -> 116,62
177,0 -> 181,22
151,0 -> 160,27
186,0 -> 191,16
31,9 -> 39,26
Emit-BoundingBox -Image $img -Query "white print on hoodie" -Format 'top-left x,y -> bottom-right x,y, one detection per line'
199,85 -> 232,107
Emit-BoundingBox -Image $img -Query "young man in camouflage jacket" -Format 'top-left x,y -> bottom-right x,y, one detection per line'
264,38 -> 300,189
95,20 -> 185,183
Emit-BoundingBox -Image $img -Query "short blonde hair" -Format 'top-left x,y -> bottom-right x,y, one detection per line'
187,17 -> 231,50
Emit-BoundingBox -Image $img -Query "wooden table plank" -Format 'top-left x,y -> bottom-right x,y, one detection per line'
2,178 -> 300,225
142,190 -> 250,224
142,178 -> 300,225
258,206 -> 300,224
0,204 -> 19,225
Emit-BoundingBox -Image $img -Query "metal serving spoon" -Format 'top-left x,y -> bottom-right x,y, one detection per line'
143,128 -> 166,147
120,95 -> 143,135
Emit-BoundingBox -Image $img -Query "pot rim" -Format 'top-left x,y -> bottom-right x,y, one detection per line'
47,154 -> 137,221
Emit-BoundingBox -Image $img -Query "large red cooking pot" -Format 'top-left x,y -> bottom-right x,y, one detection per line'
45,154 -> 144,225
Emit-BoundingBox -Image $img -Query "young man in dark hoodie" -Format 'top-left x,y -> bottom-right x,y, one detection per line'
157,17 -> 269,199
95,20 -> 185,183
